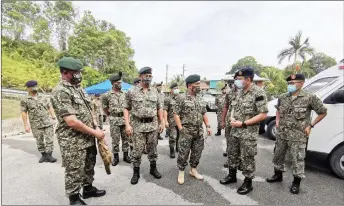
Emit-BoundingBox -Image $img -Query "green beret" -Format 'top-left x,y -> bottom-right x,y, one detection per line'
110,72 -> 123,82
133,78 -> 141,84
185,74 -> 201,84
286,73 -> 305,81
139,67 -> 152,75
25,80 -> 37,87
156,81 -> 163,86
57,57 -> 83,71
170,83 -> 178,89
235,66 -> 254,78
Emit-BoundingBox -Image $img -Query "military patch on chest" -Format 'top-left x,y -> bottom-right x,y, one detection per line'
255,96 -> 264,101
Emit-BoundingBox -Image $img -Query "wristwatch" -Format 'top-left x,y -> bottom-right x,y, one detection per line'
310,124 -> 314,128
242,121 -> 247,128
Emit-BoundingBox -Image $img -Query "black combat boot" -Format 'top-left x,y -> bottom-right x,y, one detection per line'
290,176 -> 302,194
69,194 -> 86,205
45,152 -> 57,163
215,129 -> 221,136
237,177 -> 253,195
150,161 -> 162,179
170,146 -> 175,158
82,185 -> 106,199
123,152 -> 131,163
39,152 -> 46,163
220,169 -> 237,184
131,167 -> 140,185
223,152 -> 228,157
266,170 -> 283,183
112,153 -> 119,166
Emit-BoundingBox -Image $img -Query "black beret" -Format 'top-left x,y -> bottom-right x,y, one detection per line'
235,66 -> 254,78
170,83 -> 178,89
139,67 -> 152,75
57,57 -> 83,71
133,77 -> 141,84
156,81 -> 163,86
185,74 -> 201,84
25,80 -> 38,87
109,72 -> 122,82
95,93 -> 100,97
286,73 -> 306,81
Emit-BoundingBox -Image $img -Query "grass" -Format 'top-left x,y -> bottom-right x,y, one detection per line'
1,98 -> 21,120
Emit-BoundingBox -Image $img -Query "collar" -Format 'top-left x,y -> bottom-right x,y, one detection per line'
27,93 -> 39,99
138,84 -> 151,91
110,89 -> 122,94
288,89 -> 306,97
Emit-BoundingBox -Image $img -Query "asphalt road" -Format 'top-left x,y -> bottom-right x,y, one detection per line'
2,113 -> 344,205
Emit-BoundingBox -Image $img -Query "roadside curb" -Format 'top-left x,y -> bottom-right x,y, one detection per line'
2,131 -> 26,138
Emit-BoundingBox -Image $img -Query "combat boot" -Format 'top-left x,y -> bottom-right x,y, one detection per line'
123,152 -> 131,163
131,167 -> 140,185
215,129 -> 221,136
237,177 -> 253,195
112,153 -> 119,166
82,185 -> 106,199
45,152 -> 57,163
290,176 -> 301,194
266,170 -> 283,183
189,168 -> 204,180
170,146 -> 175,158
39,152 -> 46,163
69,194 -> 86,205
150,161 -> 162,179
220,169 -> 237,184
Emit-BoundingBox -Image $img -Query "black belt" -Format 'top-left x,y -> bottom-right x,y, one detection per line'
112,113 -> 124,117
139,117 -> 154,123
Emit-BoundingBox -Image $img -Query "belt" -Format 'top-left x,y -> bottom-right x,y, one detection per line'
112,113 -> 124,117
138,117 -> 154,123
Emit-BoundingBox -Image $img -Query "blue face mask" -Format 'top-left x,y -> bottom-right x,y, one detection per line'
287,85 -> 297,93
234,80 -> 244,89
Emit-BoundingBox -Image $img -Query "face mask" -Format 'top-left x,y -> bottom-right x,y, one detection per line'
173,89 -> 180,94
143,77 -> 152,85
31,86 -> 38,92
114,83 -> 122,89
234,80 -> 244,89
71,72 -> 82,85
192,85 -> 201,93
287,85 -> 297,93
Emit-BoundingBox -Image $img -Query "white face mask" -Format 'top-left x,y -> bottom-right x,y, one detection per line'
173,89 -> 180,94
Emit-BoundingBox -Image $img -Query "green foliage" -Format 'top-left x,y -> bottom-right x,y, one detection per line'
229,56 -> 263,75
216,81 -> 226,91
283,61 -> 316,79
309,52 -> 337,73
260,66 -> 287,96
167,74 -> 186,92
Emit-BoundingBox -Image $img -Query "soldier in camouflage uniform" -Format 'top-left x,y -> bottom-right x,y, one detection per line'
156,81 -> 165,141
164,82 -> 181,158
219,67 -> 268,195
21,80 -> 57,163
51,57 -> 106,205
266,73 -> 327,194
215,84 -> 227,136
91,94 -> 103,130
174,74 -> 212,185
102,72 -> 131,166
124,67 -> 165,185
129,77 -> 142,155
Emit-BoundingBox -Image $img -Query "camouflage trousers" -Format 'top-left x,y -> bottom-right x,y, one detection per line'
31,126 -> 54,153
64,145 -> 97,196
96,114 -> 103,129
110,123 -> 130,153
217,111 -> 223,130
273,138 -> 306,179
177,126 -> 204,171
224,125 -> 232,163
132,130 -> 158,167
167,126 -> 179,148
227,135 -> 257,179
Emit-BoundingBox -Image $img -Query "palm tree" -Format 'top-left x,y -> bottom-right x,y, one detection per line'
277,30 -> 315,67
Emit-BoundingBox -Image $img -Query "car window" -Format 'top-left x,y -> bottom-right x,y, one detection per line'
323,86 -> 344,104
303,77 -> 337,93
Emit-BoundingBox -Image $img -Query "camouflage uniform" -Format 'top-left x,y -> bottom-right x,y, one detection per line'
229,84 -> 268,178
215,93 -> 226,131
51,79 -> 97,196
124,84 -> 162,167
273,90 -> 327,178
174,93 -> 207,171
164,94 -> 180,148
91,97 -> 103,129
102,90 -> 129,153
224,88 -> 238,165
20,94 -> 54,153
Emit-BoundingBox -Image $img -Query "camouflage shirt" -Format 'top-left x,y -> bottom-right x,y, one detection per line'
231,84 -> 268,140
124,84 -> 163,132
276,90 -> 327,142
174,93 -> 207,128
91,98 -> 102,116
164,94 -> 180,127
51,79 -> 95,150
224,88 -> 238,124
215,93 -> 226,113
20,94 -> 53,129
102,90 -> 125,126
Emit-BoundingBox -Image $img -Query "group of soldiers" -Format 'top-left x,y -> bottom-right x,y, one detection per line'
20,56 -> 327,205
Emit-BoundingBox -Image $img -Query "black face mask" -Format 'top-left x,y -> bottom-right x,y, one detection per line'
114,83 -> 122,89
71,73 -> 82,85
143,77 -> 152,85
192,85 -> 201,93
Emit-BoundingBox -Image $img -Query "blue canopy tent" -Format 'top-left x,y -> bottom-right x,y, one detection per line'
85,80 -> 132,95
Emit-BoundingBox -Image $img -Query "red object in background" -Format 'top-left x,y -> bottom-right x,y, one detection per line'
295,64 -> 300,72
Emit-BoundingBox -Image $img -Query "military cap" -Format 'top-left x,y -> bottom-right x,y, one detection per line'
185,74 -> 201,84
57,57 -> 83,71
109,72 -> 122,82
139,66 -> 152,75
95,93 -> 100,97
133,78 -> 141,84
25,80 -> 38,87
156,81 -> 163,86
170,82 -> 178,89
235,66 -> 254,78
286,73 -> 306,82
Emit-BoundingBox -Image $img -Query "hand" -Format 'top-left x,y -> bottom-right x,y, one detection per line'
178,126 -> 183,131
207,128 -> 212,136
94,128 -> 105,140
305,126 -> 311,137
25,125 -> 31,133
221,121 -> 225,129
159,123 -> 165,133
230,120 -> 243,128
276,121 -> 279,128
165,122 -> 169,128
126,125 -> 133,137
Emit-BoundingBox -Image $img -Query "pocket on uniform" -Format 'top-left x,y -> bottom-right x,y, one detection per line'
64,150 -> 85,169
242,102 -> 254,115
242,140 -> 258,157
297,143 -> 306,160
294,107 -> 307,120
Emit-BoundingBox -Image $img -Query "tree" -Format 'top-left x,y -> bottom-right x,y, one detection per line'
277,30 -> 315,66
308,52 -> 337,74
228,56 -> 263,75
168,74 -> 186,92
216,81 -> 226,91
260,66 -> 287,96
284,61 -> 316,79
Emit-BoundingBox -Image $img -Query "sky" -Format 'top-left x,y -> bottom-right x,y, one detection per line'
73,1 -> 343,83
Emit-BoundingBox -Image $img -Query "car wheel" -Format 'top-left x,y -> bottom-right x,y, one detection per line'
329,145 -> 344,179
266,120 -> 277,141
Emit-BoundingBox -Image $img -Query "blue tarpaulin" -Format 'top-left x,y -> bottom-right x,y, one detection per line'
85,80 -> 132,94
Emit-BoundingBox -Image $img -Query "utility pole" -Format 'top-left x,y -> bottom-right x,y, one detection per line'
165,64 -> 168,86
182,64 -> 186,78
